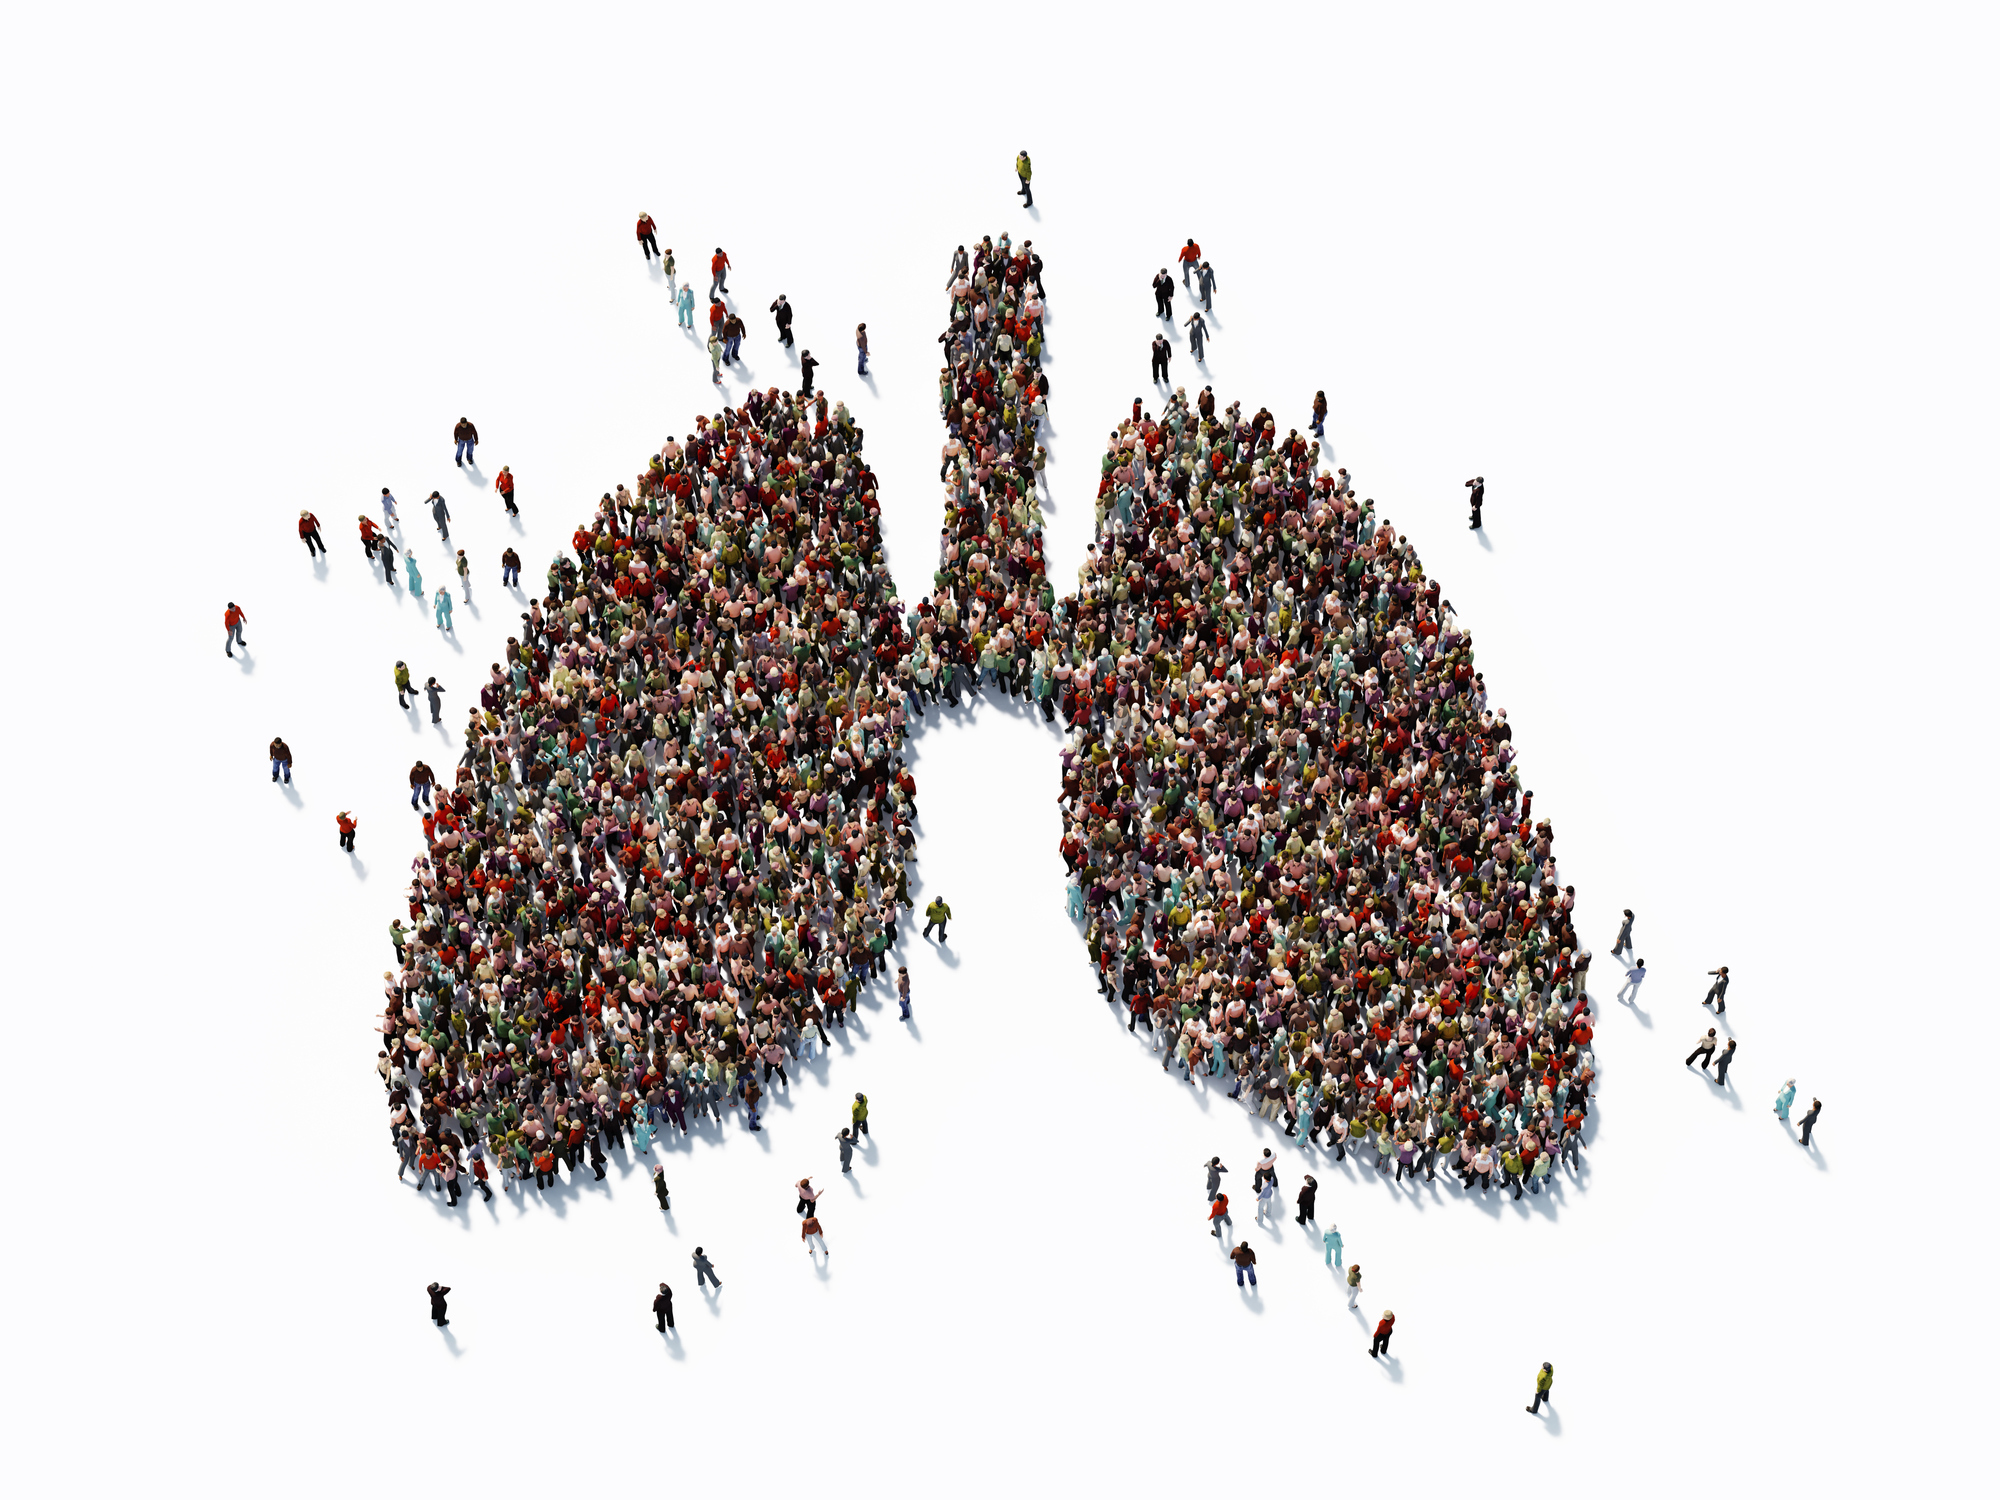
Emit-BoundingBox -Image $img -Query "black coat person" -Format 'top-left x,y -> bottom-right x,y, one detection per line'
1465,476 -> 1485,530
427,1282 -> 451,1325
799,351 -> 819,397
769,295 -> 794,347
653,1283 -> 675,1331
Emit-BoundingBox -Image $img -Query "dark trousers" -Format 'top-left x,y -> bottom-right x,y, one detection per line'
640,233 -> 659,259
656,1308 -> 674,1330
340,829 -> 356,851
1372,1331 -> 1393,1356
1018,178 -> 1032,205
302,529 -> 325,556
474,1177 -> 491,1201
696,1266 -> 721,1289
1530,1389 -> 1547,1413
1686,1048 -> 1713,1068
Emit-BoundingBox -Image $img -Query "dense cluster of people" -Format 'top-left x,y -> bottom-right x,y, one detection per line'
380,383 -> 924,1196
919,233 -> 1596,1200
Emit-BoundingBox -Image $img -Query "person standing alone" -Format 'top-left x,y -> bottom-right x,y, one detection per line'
454,418 -> 478,468
1466,475 -> 1484,530
653,1282 -> 675,1331
1015,150 -> 1033,206
224,601 -> 247,657
427,1282 -> 451,1326
1527,1362 -> 1554,1414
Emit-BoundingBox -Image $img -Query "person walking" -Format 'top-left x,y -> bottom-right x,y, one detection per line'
1612,908 -> 1636,958
856,323 -> 869,377
455,549 -> 472,603
1177,238 -> 1201,286
1015,150 -> 1032,206
424,677 -> 446,724
1703,966 -> 1730,1014
662,245 -> 676,288
1208,1191 -> 1232,1238
1370,1310 -> 1395,1358
380,487 -> 400,531
1310,391 -> 1328,440
798,349 -> 819,397
1204,1156 -> 1228,1202
1152,269 -> 1174,318
923,896 -> 951,941
395,661 -> 413,708
677,282 -> 696,329
1618,958 -> 1646,1004
224,602 -> 247,657
1230,1241 -> 1258,1288
409,759 -> 435,809
1713,1037 -> 1738,1086
1685,1028 -> 1718,1071
1346,1264 -> 1363,1309
708,333 -> 725,385
653,1165 -> 671,1212
337,810 -> 357,853
692,1247 -> 722,1290
653,1281 -> 675,1331
1322,1223 -> 1343,1270
1195,260 -> 1217,309
709,246 -> 731,298
404,548 -> 424,595
453,417 -> 478,468
896,965 -> 911,1021
372,521 -> 399,585
769,294 -> 794,348
795,1176 -> 822,1217
1466,475 -> 1485,530
430,490 -> 451,542
1295,1174 -> 1318,1225
1798,1098 -> 1822,1147
1183,310 -> 1210,361
1254,1176 -> 1277,1226
835,1127 -> 855,1173
722,309 -> 745,364
495,465 -> 518,516
434,587 -> 454,633
501,546 -> 521,588
1774,1078 -> 1797,1123
299,509 -> 326,558
426,1282 -> 451,1326
1528,1362 -> 1554,1414
851,1092 -> 869,1140
802,1213 -> 828,1260
636,211 -> 659,262
1150,334 -> 1170,385
269,736 -> 293,785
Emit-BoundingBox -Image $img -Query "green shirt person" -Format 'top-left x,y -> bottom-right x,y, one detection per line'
923,897 -> 952,941
1528,1362 -> 1554,1415
1015,150 -> 1033,207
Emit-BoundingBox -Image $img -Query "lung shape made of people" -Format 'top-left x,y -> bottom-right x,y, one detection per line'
380,237 -> 1596,1199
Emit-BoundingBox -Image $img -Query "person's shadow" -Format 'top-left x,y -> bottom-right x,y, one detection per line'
347,855 -> 369,881
1475,528 -> 1494,552
1534,1407 -> 1563,1436
233,648 -> 256,676
659,1327 -> 685,1361
438,1326 -> 463,1358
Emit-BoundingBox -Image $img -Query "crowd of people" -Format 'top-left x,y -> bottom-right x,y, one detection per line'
380,376 -> 926,1197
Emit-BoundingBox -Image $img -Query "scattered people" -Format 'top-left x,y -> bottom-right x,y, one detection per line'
1685,1028 -> 1718,1071
1714,1037 -> 1737,1086
1322,1222 -> 1342,1269
1611,908 -> 1635,958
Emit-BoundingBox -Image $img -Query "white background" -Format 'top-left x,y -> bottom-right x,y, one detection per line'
3,3 -> 1994,1493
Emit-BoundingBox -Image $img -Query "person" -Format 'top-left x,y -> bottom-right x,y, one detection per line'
395,661 -> 413,708
851,1092 -> 869,1139
676,282 -> 696,329
923,897 -> 951,941
500,546 -> 521,588
709,246 -> 731,298
662,246 -> 676,287
1177,238 -> 1201,286
1310,391 -> 1327,440
408,759 -> 434,809
495,465 -> 518,516
1204,1156 -> 1227,1201
653,1281 -> 675,1331
795,1176 -> 821,1216
430,490 -> 451,542
1370,1310 -> 1395,1358
269,736 -> 293,785
424,677 -> 445,724
1208,1192 -> 1232,1238
799,349 -> 819,397
1183,311 -> 1209,361
453,417 -> 478,468
1528,1362 -> 1554,1414
802,1213 -> 828,1259
372,521 -> 399,584
380,487 -> 400,531
1322,1223 -> 1343,1269
427,1282 -> 451,1326
653,1165 -> 671,1212
337,810 -> 357,853
1618,959 -> 1647,1003
836,1127 -> 855,1173
456,549 -> 471,603
1466,475 -> 1484,529
692,1248 -> 721,1290
1685,1028 -> 1718,1070
769,294 -> 794,348
1152,269 -> 1174,318
1195,259 -> 1216,309
896,965 -> 911,1020
1346,1264 -> 1362,1309
1774,1078 -> 1797,1122
1703,965 -> 1730,1013
1295,1174 -> 1317,1225
224,601 -> 247,657
1150,334 -> 1170,384
636,211 -> 659,262
1015,149 -> 1032,206
299,509 -> 326,558
1612,908 -> 1636,957
433,586 -> 453,632
708,333 -> 724,385
1255,1176 -> 1277,1225
856,323 -> 869,377
1714,1037 -> 1738,1086
1230,1241 -> 1257,1288
1798,1098 -> 1822,1147
722,309 -> 745,364
404,549 -> 423,595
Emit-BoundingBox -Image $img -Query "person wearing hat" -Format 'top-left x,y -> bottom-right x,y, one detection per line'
636,211 -> 658,262
426,1282 -> 451,1326
769,293 -> 794,348
1370,1310 -> 1395,1358
653,1281 -> 675,1331
1528,1362 -> 1554,1414
1465,474 -> 1485,529
453,417 -> 478,468
297,508 -> 326,558
1015,149 -> 1032,206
